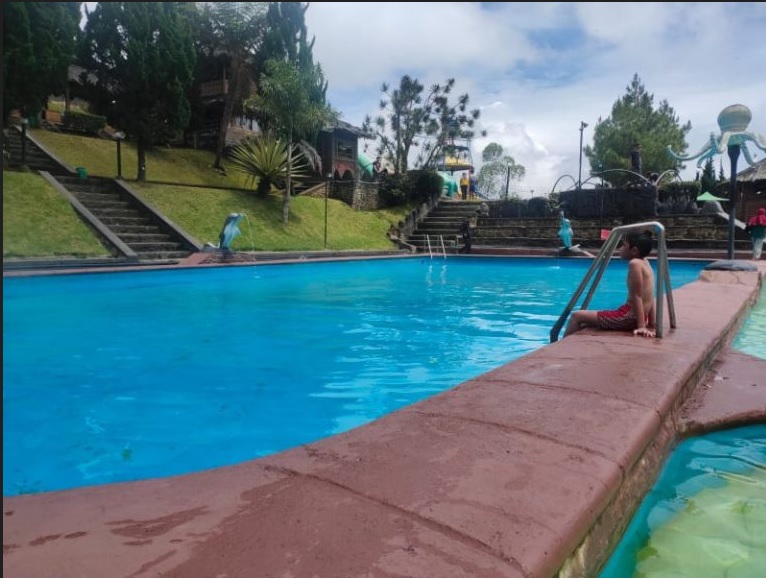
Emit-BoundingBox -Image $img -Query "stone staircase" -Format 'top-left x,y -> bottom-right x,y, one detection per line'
5,125 -> 199,263
53,175 -> 197,261
4,125 -> 68,174
407,200 -> 485,252
473,214 -> 752,252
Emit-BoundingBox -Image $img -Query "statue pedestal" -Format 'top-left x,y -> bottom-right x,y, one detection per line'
556,244 -> 595,258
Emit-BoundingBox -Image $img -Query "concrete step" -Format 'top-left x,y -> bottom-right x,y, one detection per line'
135,250 -> 192,261
128,241 -> 186,252
98,216 -> 154,227
118,233 -> 174,243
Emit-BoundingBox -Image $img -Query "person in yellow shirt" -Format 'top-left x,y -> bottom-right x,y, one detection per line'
459,172 -> 469,200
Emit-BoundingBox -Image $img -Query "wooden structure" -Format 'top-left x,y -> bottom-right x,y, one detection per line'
317,119 -> 369,181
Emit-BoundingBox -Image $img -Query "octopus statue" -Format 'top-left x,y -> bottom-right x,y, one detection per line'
667,104 -> 766,167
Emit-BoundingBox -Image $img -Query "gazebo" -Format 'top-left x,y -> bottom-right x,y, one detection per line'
736,157 -> 766,220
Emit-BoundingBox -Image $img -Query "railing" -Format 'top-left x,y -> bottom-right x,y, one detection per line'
425,235 -> 448,259
438,235 -> 447,258
549,221 -> 676,342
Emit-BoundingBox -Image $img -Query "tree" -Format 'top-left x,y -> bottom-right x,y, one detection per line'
361,76 -> 485,174
79,2 -> 196,181
584,74 -> 691,187
252,2 -> 329,145
192,2 -> 269,171
699,157 -> 716,195
3,2 -> 81,121
476,143 -> 526,199
245,59 -> 336,224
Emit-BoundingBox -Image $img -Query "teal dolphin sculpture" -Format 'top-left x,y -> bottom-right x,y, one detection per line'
219,213 -> 243,250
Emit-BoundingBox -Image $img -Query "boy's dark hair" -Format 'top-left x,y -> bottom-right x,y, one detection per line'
625,230 -> 653,258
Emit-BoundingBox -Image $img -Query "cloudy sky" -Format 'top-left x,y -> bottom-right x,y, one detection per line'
304,2 -> 766,196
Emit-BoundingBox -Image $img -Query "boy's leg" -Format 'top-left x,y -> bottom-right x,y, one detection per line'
564,310 -> 599,336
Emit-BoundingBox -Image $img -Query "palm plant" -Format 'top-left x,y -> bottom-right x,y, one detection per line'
227,132 -> 311,198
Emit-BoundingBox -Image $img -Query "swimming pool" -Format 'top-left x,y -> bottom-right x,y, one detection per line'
3,257 -> 707,496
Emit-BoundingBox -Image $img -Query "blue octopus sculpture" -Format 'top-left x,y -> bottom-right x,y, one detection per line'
667,104 -> 766,167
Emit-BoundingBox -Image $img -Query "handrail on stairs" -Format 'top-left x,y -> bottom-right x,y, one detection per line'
438,235 -> 447,258
549,221 -> 676,343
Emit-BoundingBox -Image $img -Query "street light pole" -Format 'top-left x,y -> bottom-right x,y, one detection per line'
324,174 -> 332,249
20,118 -> 28,166
578,121 -> 588,189
727,144 -> 740,260
114,131 -> 125,179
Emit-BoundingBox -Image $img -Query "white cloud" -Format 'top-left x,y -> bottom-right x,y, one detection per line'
306,2 -> 766,197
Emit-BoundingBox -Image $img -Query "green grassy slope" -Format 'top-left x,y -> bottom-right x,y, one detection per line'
3,129 -> 411,257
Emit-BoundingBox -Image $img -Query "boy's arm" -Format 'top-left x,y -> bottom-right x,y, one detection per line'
626,260 -> 647,329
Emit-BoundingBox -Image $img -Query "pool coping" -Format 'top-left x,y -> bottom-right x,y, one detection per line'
3,258 -> 765,578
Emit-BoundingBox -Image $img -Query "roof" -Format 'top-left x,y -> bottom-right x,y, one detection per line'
737,157 -> 766,183
322,119 -> 374,139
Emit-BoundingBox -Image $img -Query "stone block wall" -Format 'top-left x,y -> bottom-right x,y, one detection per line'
330,181 -> 381,211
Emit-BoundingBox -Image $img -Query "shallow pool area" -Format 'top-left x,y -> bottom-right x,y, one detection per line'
733,285 -> 766,361
600,424 -> 766,577
3,257 -> 707,495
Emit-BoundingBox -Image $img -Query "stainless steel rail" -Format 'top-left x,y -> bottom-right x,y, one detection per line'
550,221 -> 676,342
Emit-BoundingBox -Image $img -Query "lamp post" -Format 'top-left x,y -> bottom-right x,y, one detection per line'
114,131 -> 125,179
578,121 -> 588,189
324,173 -> 332,249
20,117 -> 28,166
727,144 -> 740,259
666,104 -> 766,260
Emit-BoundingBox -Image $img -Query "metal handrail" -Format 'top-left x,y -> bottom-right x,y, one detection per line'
438,235 -> 447,258
550,221 -> 676,342
426,235 -> 433,258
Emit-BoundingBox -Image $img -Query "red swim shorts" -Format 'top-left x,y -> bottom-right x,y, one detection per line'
596,303 -> 637,330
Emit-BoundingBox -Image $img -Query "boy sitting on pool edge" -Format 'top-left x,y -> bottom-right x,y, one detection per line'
564,230 -> 656,338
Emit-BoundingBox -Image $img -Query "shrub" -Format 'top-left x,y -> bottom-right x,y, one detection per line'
62,111 -> 107,136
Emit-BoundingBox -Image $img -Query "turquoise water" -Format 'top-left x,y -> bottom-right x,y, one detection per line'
600,424 -> 766,577
733,285 -> 766,361
3,257 -> 706,496
601,286 -> 766,577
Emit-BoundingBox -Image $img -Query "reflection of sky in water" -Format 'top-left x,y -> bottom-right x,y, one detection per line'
3,257 -> 705,495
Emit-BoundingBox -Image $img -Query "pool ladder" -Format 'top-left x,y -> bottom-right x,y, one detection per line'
425,235 -> 448,259
550,221 -> 677,342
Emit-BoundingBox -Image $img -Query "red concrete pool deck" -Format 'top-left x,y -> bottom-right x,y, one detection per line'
3,259 -> 765,578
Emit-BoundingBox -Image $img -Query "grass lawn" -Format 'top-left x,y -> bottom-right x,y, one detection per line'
3,171 -> 111,258
3,128 -> 413,257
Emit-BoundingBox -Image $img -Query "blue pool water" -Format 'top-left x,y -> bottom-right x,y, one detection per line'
3,257 -> 706,496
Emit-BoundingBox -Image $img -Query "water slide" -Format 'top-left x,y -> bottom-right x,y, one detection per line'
358,151 -> 374,179
437,170 -> 461,199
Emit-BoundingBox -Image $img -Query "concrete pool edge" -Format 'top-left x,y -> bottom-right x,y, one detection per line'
3,261 -> 765,578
